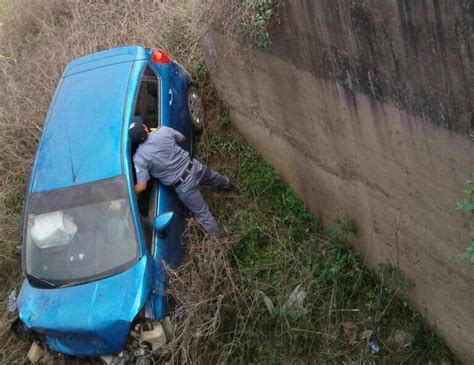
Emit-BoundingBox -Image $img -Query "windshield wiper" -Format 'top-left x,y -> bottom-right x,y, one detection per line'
26,274 -> 57,289
59,280 -> 86,288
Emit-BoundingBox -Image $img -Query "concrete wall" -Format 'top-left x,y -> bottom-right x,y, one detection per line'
201,0 -> 474,362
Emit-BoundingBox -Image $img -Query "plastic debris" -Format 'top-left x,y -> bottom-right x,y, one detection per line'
141,322 -> 166,351
285,284 -> 307,313
100,355 -> 114,365
27,342 -> 44,364
390,329 -> 413,347
101,355 -> 129,365
162,316 -> 174,338
361,329 -> 373,340
368,338 -> 380,354
7,289 -> 17,313
260,291 -> 275,314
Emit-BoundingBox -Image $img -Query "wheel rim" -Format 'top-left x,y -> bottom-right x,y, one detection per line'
188,91 -> 203,127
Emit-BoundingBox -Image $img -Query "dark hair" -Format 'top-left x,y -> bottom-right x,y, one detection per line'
128,117 -> 148,144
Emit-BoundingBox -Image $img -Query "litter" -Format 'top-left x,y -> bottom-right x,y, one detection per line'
285,284 -> 307,313
260,291 -> 275,314
27,342 -> 44,364
7,289 -> 16,313
368,338 -> 380,354
141,322 -> 166,351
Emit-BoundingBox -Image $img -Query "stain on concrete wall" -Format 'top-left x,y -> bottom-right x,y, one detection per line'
269,0 -> 473,134
201,0 -> 473,362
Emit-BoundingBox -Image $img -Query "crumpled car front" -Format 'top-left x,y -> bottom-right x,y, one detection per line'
18,256 -> 151,356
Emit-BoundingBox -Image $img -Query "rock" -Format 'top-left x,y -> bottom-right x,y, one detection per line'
390,329 -> 413,347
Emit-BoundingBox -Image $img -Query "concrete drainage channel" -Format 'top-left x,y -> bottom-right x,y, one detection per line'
0,0 -> 470,363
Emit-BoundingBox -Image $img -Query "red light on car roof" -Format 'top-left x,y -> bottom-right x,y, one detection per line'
151,49 -> 171,64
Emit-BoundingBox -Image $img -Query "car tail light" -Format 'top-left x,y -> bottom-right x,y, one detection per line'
151,49 -> 171,64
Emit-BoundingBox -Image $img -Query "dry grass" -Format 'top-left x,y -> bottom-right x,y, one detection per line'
0,1 -> 251,363
157,222 -> 234,364
0,0 -> 201,362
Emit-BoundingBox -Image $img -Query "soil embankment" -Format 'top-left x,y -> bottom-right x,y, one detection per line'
201,0 -> 474,362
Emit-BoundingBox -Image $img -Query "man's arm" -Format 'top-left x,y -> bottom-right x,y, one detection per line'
133,154 -> 150,195
168,127 -> 185,143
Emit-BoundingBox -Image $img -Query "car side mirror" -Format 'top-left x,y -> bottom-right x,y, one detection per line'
154,212 -> 174,238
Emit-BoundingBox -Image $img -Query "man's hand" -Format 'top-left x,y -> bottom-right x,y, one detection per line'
134,182 -> 147,195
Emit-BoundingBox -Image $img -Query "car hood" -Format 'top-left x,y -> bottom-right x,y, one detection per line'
17,256 -> 152,356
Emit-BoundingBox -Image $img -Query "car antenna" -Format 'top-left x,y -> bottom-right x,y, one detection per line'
64,119 -> 77,182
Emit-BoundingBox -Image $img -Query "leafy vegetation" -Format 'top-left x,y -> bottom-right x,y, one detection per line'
196,119 -> 454,363
200,0 -> 278,51
457,177 -> 474,263
242,0 -> 276,49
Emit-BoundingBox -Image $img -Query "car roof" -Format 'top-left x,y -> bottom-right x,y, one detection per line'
31,46 -> 149,193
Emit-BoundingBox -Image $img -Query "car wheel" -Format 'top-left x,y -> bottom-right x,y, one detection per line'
187,86 -> 204,133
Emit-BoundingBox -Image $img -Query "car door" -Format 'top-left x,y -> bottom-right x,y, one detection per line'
141,60 -> 187,319
148,61 -> 187,268
169,61 -> 193,152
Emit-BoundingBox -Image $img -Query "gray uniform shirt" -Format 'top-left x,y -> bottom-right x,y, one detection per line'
133,126 -> 190,186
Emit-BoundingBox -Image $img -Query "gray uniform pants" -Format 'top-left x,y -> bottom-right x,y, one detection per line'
174,160 -> 229,236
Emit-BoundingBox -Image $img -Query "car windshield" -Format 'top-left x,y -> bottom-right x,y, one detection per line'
24,176 -> 139,287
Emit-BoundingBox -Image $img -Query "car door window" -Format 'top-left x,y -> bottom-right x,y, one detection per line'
131,65 -> 161,253
134,65 -> 160,130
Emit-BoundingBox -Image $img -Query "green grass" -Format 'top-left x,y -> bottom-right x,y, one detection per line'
456,177 -> 474,263
198,126 -> 454,363
242,0 -> 276,49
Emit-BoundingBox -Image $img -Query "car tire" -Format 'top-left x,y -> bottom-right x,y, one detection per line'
187,86 -> 205,133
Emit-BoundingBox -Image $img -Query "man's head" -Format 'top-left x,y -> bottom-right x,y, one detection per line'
128,117 -> 148,144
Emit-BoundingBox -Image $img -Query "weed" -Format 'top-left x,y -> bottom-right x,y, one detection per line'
217,104 -> 230,128
190,61 -> 208,88
456,176 -> 474,263
375,261 -> 411,294
327,216 -> 356,242
199,129 -> 453,363
411,323 -> 450,361
242,0 -> 275,49
197,0 -> 278,52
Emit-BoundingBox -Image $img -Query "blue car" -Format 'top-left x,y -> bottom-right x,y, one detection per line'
16,46 -> 204,359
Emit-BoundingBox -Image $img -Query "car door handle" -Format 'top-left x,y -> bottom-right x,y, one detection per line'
168,88 -> 173,106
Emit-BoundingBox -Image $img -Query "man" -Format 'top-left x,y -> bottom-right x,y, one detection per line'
129,117 -> 234,236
